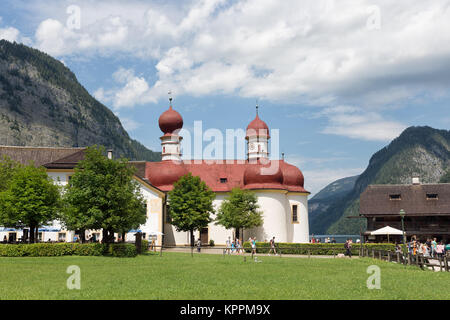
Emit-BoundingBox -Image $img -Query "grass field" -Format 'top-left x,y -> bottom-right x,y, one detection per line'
0,252 -> 449,300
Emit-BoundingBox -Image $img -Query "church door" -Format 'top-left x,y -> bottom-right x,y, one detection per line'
200,228 -> 208,245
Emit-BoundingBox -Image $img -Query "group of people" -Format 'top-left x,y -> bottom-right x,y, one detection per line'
399,237 -> 448,259
224,236 -> 245,255
222,236 -> 278,256
310,235 -> 337,243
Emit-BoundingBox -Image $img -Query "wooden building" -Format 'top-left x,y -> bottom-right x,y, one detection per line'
360,179 -> 450,243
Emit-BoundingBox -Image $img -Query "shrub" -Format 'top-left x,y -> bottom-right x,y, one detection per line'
107,243 -> 137,257
242,242 -> 395,255
209,239 -> 215,247
140,240 -> 149,254
0,243 -> 106,257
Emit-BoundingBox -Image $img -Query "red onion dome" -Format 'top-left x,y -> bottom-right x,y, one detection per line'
246,115 -> 270,139
243,160 -> 284,189
147,161 -> 188,188
281,161 -> 305,187
159,106 -> 183,134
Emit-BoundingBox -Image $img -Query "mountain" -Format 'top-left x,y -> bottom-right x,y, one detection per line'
310,126 -> 450,234
0,40 -> 161,161
308,175 -> 359,229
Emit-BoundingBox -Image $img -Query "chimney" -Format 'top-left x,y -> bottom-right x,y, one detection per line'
107,149 -> 113,160
412,176 -> 420,185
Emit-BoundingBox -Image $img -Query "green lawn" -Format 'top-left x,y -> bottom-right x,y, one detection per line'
0,252 -> 448,300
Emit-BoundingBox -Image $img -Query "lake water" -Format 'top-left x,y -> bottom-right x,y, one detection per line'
309,235 -> 360,243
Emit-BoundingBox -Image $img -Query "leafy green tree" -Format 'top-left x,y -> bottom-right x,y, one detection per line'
440,169 -> 450,183
0,164 -> 61,243
168,173 -> 215,246
0,155 -> 19,192
61,146 -> 146,244
215,187 -> 263,241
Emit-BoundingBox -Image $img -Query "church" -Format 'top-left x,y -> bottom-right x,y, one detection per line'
0,101 -> 310,246
147,100 -> 310,245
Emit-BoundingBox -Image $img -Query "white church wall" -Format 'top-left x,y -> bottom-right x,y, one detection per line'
247,191 -> 288,242
205,194 -> 234,246
288,194 -> 309,243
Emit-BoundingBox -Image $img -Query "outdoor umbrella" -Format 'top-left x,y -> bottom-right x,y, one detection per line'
148,231 -> 164,236
370,226 -> 403,243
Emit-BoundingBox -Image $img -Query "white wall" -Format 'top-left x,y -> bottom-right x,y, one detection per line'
253,191 -> 289,242
288,194 -> 309,243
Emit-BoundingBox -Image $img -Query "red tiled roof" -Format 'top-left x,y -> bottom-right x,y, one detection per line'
145,159 -> 309,193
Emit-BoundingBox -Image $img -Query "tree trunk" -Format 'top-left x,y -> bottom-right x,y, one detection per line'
29,225 -> 35,243
190,229 -> 195,247
80,230 -> 86,243
122,232 -> 126,243
102,229 -> 110,244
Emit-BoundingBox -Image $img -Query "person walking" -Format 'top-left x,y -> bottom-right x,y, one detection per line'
250,237 -> 257,256
226,236 -> 231,255
235,238 -> 241,255
345,239 -> 352,258
268,237 -> 277,256
436,241 -> 444,259
197,238 -> 202,253
431,238 -> 437,258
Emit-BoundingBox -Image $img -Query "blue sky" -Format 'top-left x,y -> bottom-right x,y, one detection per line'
1,0 -> 450,195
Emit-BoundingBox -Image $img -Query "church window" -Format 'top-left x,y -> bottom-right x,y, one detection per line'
292,205 -> 298,223
220,178 -> 228,183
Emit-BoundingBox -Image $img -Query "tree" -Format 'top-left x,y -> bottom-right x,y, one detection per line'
61,146 -> 146,244
168,173 -> 215,246
0,164 -> 61,243
215,187 -> 263,241
440,169 -> 450,183
0,155 -> 19,192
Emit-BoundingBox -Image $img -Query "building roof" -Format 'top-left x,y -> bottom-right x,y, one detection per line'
360,183 -> 450,216
158,105 -> 183,135
145,159 -> 309,193
44,149 -> 87,169
0,146 -> 85,167
246,114 -> 270,139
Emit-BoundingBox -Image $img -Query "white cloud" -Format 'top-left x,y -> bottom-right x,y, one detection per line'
35,19 -> 77,56
13,0 -> 450,135
96,68 -> 155,109
0,27 -> 20,42
114,76 -> 151,108
319,106 -> 407,141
